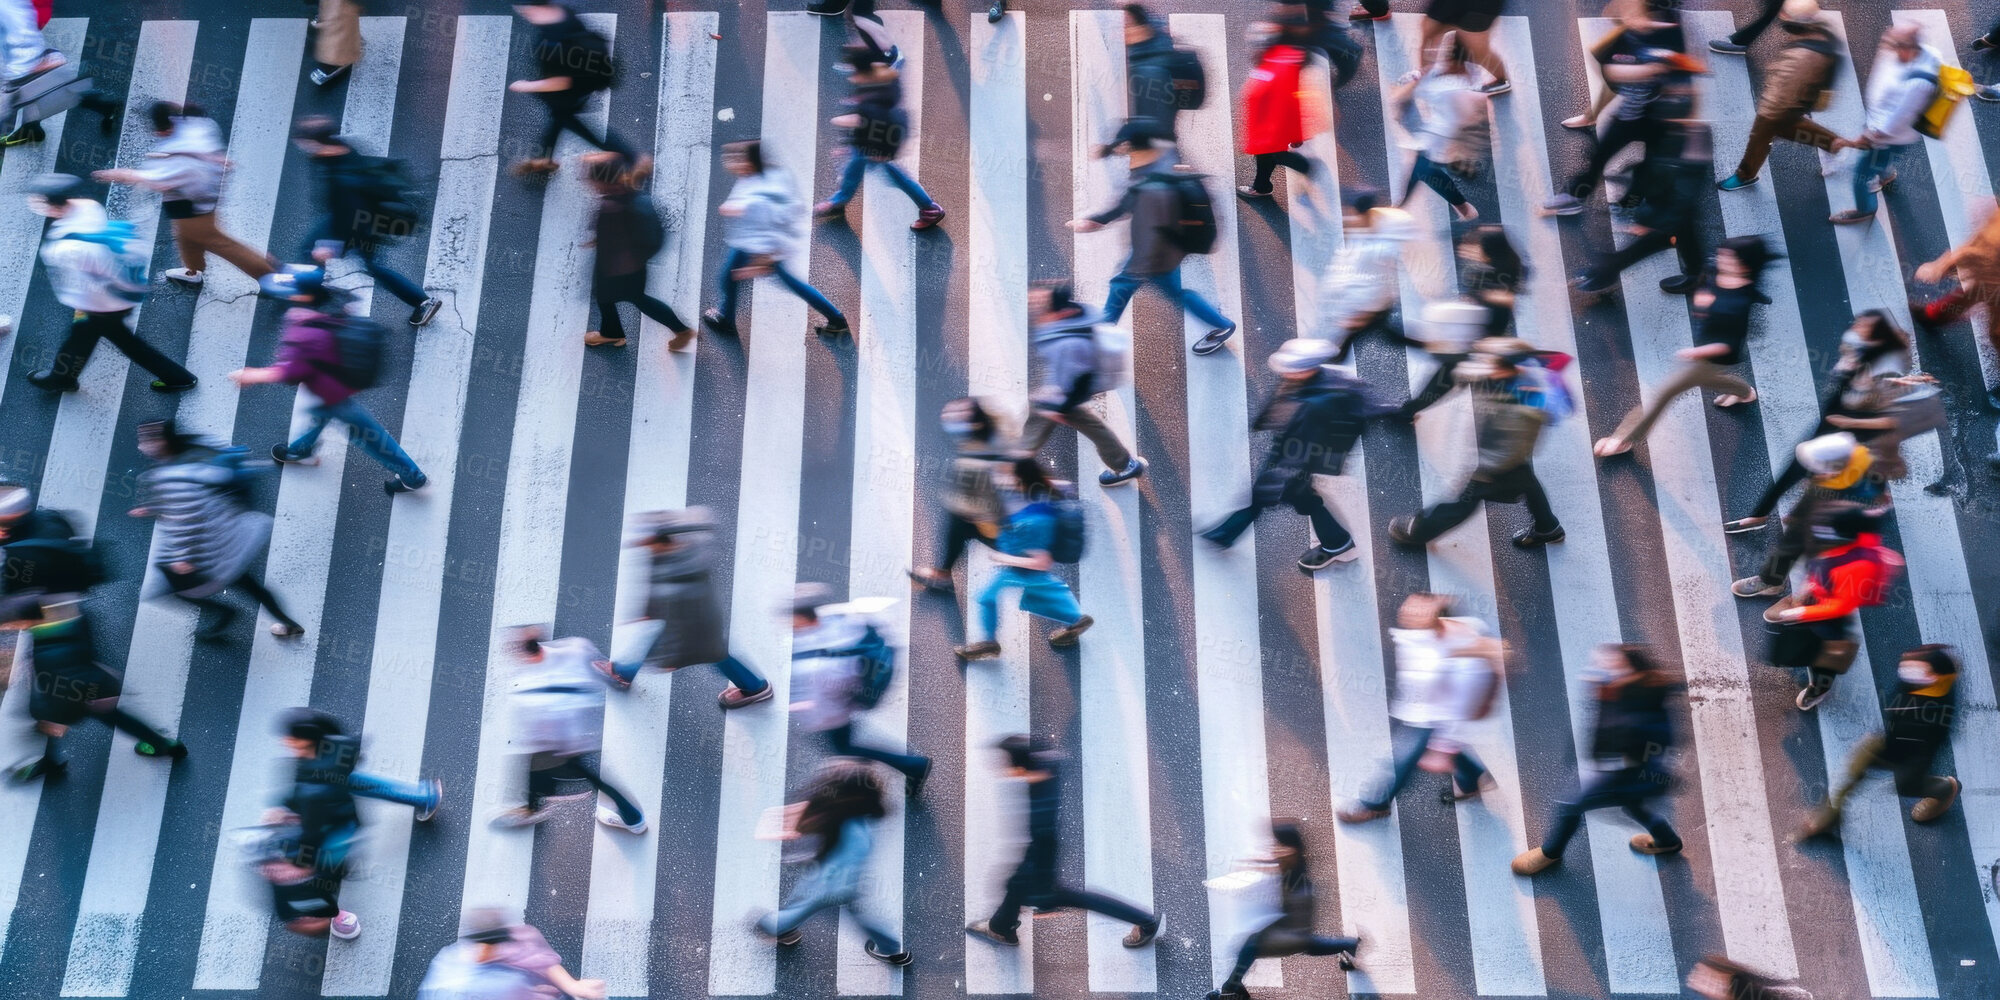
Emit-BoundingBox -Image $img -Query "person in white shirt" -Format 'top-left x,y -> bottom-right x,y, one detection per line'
1317,191 -> 1418,359
1338,592 -> 1502,823
1389,31 -> 1484,222
93,102 -> 276,286
1832,23 -> 1940,225
490,627 -> 647,834
789,584 -> 933,796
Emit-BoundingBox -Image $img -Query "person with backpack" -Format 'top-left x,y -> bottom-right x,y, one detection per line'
966,734 -> 1162,950
1022,280 -> 1147,485
92,102 -> 276,287
704,139 -> 849,338
243,819 -> 358,941
1715,1 -> 1840,192
130,419 -> 304,642
1593,236 -> 1771,458
1236,14 -> 1330,201
1393,225 -> 1528,421
1389,31 -> 1485,221
1512,644 -> 1683,875
1731,432 -> 1889,600
509,1 -> 632,176
1123,5 -> 1189,142
753,759 -> 913,967
492,626 -> 647,833
1337,592 -> 1502,824
277,707 -> 443,820
21,173 -> 198,394
1205,819 -> 1361,1000
601,507 -> 773,710
1203,339 -> 1377,571
812,43 -> 946,231
229,265 -> 429,495
1831,23 -> 1941,226
1755,505 -> 1901,712
1388,337 -> 1567,549
1544,1 -> 1694,217
258,706 -> 367,941
952,458 -> 1094,661
1069,123 -> 1237,357
1798,644 -> 1962,839
292,116 -> 442,327
790,584 -> 932,794
1686,956 -> 1814,1000
579,152 -> 689,350
907,397 -> 1012,593
418,909 -> 607,1000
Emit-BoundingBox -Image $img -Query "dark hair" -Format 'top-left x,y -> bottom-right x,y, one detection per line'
948,397 -> 996,440
1011,457 -> 1057,502
998,733 -> 1056,772
1122,4 -> 1151,26
1270,818 -> 1309,877
1472,225 -> 1527,289
149,101 -> 181,133
1717,234 -> 1776,284
797,761 -> 887,859
292,115 -> 340,145
277,707 -> 343,743
722,139 -> 765,174
1901,643 -> 1958,675
1827,506 -> 1881,541
1036,279 -> 1079,316
1850,309 -> 1910,358
515,626 -> 545,657
1613,643 -> 1658,674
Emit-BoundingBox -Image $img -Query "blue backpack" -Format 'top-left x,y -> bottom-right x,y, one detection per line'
1019,494 -> 1086,565
795,622 -> 898,710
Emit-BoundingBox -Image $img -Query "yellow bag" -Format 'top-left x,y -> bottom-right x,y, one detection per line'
1916,64 -> 1976,140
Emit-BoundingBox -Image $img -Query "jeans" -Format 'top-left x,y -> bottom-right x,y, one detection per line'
1101,265 -> 1234,332
829,149 -> 935,210
1406,463 -> 1560,542
1364,720 -> 1487,811
715,248 -> 844,325
43,310 -> 196,387
610,617 -> 768,694
347,770 -> 439,811
1205,474 -> 1351,551
30,706 -> 177,767
976,568 -> 1082,641
536,89 -> 634,161
989,873 -> 1154,936
1405,153 -> 1468,206
285,396 -> 425,484
1589,217 -> 1702,287
1225,928 -> 1360,986
305,223 -> 428,308
825,722 -> 929,780
1021,403 -> 1135,472
527,753 -> 643,827
1250,150 -> 1310,194
1540,767 -> 1680,857
593,271 -> 686,340
1852,143 -> 1907,217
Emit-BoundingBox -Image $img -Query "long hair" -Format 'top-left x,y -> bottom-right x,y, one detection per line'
797,761 -> 888,860
1270,818 -> 1309,884
1849,309 -> 1910,361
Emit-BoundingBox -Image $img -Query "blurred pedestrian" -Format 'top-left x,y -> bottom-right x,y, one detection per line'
579,151 -> 691,350
418,909 -> 606,1000
1207,819 -> 1360,999
1388,30 -> 1483,220
1911,207 -> 2000,408
292,116 -> 441,326
312,0 -> 361,87
1419,0 -> 1508,95
967,735 -> 1161,949
1572,103 -> 1710,295
754,760 -> 913,967
244,820 -> 357,940
791,584 -> 932,794
93,101 -> 277,286
1687,956 -> 1814,1000
1398,226 -> 1527,419
704,140 -> 849,338
509,1 -> 631,176
813,42 -> 945,230
1545,1 -> 1692,216
1755,505 -> 1901,711
602,507 -> 773,709
1830,23 -> 1938,226
1798,644 -> 1961,838
1021,280 -> 1147,485
953,458 -> 1093,660
1716,0 -> 1839,191
1124,5 -> 1182,140
491,626 -> 648,833
1513,644 -> 1682,875
1236,14 -> 1330,200
277,707 -> 442,820
908,397 -> 1012,593
1316,192 -> 1416,358
1707,0 -> 1787,56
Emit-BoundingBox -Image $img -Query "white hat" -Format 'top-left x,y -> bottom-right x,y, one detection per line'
1795,432 -> 1859,475
1267,338 -> 1339,375
0,483 -> 30,522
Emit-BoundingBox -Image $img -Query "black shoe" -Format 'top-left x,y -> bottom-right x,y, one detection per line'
1297,539 -> 1357,571
310,63 -> 352,87
1192,325 -> 1236,356
1659,272 -> 1700,295
906,759 -> 932,799
26,370 -> 78,392
1099,456 -> 1147,486
271,443 -> 311,465
12,757 -> 66,783
1572,271 -> 1617,294
2,122 -> 46,146
1512,524 -> 1565,548
805,0 -> 849,14
966,920 -> 1019,946
1976,35 -> 1999,52
1386,514 -> 1420,546
150,377 -> 197,393
818,318 -> 851,338
701,308 -> 737,335
410,297 -> 442,327
97,101 -> 121,134
1123,920 -> 1160,948
865,941 -> 914,966
1208,986 -> 1250,1000
988,0 -> 1005,21
385,473 -> 428,495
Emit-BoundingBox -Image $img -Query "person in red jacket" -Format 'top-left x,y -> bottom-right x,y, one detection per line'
1237,16 -> 1329,199
1765,508 -> 1902,711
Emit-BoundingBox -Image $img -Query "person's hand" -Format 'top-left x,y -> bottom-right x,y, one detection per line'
1067,219 -> 1102,233
228,368 -> 254,386
1914,260 -> 1947,284
508,79 -> 535,93
719,202 -> 744,217
1775,607 -> 1803,623
830,113 -> 861,128
568,978 -> 608,1000
128,508 -> 150,518
1397,69 -> 1421,86
311,245 -> 335,264
169,561 -> 195,574
1826,414 -> 1860,428
1674,346 -> 1702,360
90,169 -> 116,182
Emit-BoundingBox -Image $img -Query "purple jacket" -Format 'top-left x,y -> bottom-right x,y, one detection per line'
275,308 -> 356,405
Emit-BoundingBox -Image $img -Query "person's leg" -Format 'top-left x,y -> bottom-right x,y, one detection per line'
768,260 -> 847,324
1099,269 -> 1144,324
233,571 -> 304,633
974,572 -> 1008,642
1460,28 -> 1506,85
1153,267 -> 1234,331
1402,354 -> 1463,415
347,770 -> 437,808
1270,150 -> 1311,176
1757,504 -> 1816,585
1287,478 -> 1352,549
98,707 -> 177,749
1406,492 -> 1481,543
0,0 -> 49,79
629,288 -> 689,333
878,160 -> 937,209
1059,403 -> 1136,471
829,150 -> 869,208
1852,145 -> 1889,215
593,276 -> 627,341
1015,573 -> 1083,626
1566,115 -> 1644,199
1778,113 -> 1842,154
98,314 -> 197,385
357,245 -> 427,308
1516,465 -> 1560,533
1619,793 -> 1682,850
1540,771 -> 1624,856
172,216 -> 207,275
715,249 -> 745,320
1730,0 -> 1785,47
1040,885 -> 1156,928
1251,152 -> 1281,194
43,310 -> 111,383
825,722 -> 929,777
1451,745 -> 1489,791
1733,114 -> 1784,180
1201,505 -> 1264,547
1222,932 -> 1267,987
1413,154 -> 1469,206
569,754 -> 645,826
712,655 -> 769,695
1301,933 -> 1363,956
1363,722 -> 1433,810
327,398 -> 425,483
936,514 -> 981,573
285,403 -> 338,459
986,872 -> 1033,935
203,223 -> 278,279
1749,456 -> 1810,518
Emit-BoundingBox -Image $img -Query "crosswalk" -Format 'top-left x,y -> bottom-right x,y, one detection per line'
1,8 -> 1998,999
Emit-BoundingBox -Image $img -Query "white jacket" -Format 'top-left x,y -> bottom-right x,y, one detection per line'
1316,207 -> 1416,333
131,116 -> 228,213
721,166 -> 805,259
1388,618 -> 1497,733
39,200 -> 149,314
506,637 -> 607,757
1864,43 -> 1941,146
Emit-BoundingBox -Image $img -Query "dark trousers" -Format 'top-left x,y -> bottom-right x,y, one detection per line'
527,753 -> 643,826
1402,353 -> 1466,417
932,512 -> 996,575
1406,463 -> 1560,542
1564,115 -> 1662,200
44,309 -> 195,387
1405,153 -> 1468,206
825,722 -> 928,779
1730,0 -> 1786,46
1589,219 -> 1701,286
1205,474 -> 1351,551
1365,719 -> 1487,810
593,270 -> 687,339
536,90 -> 633,161
1356,0 -> 1390,14
1827,734 -> 1954,818
1225,929 -> 1360,987
1249,150 -> 1311,193
1540,767 -> 1680,857
30,706 -> 176,766
179,570 -> 302,634
989,869 -> 1154,936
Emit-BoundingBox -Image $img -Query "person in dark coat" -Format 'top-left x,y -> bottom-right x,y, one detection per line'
908,397 -> 1011,592
291,116 -> 440,326
604,507 -> 772,710
1207,819 -> 1360,1000
509,1 -> 633,174
1573,98 -> 1711,295
579,151 -> 690,351
812,44 -> 945,230
1799,644 -> 1962,838
1123,5 -> 1181,141
966,735 -> 1160,950
1203,339 -> 1380,571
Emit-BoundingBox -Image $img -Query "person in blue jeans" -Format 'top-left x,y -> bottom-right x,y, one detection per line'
278,707 -> 443,820
812,44 -> 946,231
601,507 -> 772,710
756,760 -> 912,966
706,140 -> 849,337
953,458 -> 1094,661
1831,24 -> 1939,226
230,266 -> 428,495
291,116 -> 441,326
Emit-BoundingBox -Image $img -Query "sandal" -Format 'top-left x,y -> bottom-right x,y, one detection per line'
1592,436 -> 1633,458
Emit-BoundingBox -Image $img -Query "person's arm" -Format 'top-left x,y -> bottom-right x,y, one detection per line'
992,549 -> 1054,571
228,366 -> 288,386
1779,563 -> 1878,624
1675,342 -> 1732,361
541,964 -> 607,1000
510,76 -> 571,93
1075,183 -> 1139,229
1869,70 -> 1934,143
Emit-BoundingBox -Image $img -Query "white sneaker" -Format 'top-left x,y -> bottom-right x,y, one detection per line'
596,805 -> 649,835
330,910 -> 361,940
163,268 -> 204,286
0,314 -> 12,337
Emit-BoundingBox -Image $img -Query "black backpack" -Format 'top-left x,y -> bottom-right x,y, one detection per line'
566,23 -> 618,94
631,196 -> 666,261
306,312 -> 389,391
354,155 -> 423,238
1018,493 -> 1086,565
1164,46 -> 1207,110
1154,173 -> 1218,255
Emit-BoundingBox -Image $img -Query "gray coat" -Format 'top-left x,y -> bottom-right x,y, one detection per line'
1031,307 -> 1105,411
1087,150 -> 1186,276
640,527 -> 729,669
141,450 -> 272,600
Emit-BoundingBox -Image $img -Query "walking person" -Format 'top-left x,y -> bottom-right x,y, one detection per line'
966,735 -> 1162,948
1021,280 -> 1148,484
0,0 -> 120,146
93,102 -> 276,286
1316,191 -> 1418,358
1388,31 -> 1484,221
908,397 -> 1012,593
1545,1 -> 1693,216
230,266 -> 429,495
1070,124 -> 1238,356
600,507 -> 773,709
243,820 -> 358,941
1572,107 -> 1710,295
1338,592 -> 1502,823
21,173 -> 198,394
311,0 -> 361,87
1688,956 -> 1814,1000
130,419 -> 304,642
1715,1 -> 1840,191
1593,236 -> 1772,457
952,458 -> 1094,660
508,1 -> 631,176
1752,505 -> 1901,711
1388,337 -> 1568,549
265,713 -> 365,941
579,152 -> 691,350
753,760 -> 913,967
1207,819 -> 1361,999
1831,23 -> 1939,226
276,707 -> 442,820
1398,226 -> 1528,419
1236,14 -> 1331,200
2,594 -> 188,781
1911,206 -> 2000,409
812,43 -> 946,230
418,909 -> 607,1000
292,116 -> 441,326
1798,644 -> 1962,838
790,584 -> 933,794
1124,5 -> 1182,140
1202,339 -> 1376,570
703,140 -> 849,338
1707,0 -> 1787,55
1512,644 -> 1683,874
1418,0 -> 1509,94
491,626 -> 648,834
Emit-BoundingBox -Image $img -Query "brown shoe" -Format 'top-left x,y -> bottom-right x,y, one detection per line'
718,683 -> 774,710
1511,847 -> 1558,876
1048,614 -> 1094,647
584,331 -> 626,347
511,157 -> 559,178
1911,777 -> 1960,823
1794,805 -> 1840,841
1336,804 -> 1390,824
668,328 -> 696,352
955,640 -> 1001,661
1629,833 -> 1682,856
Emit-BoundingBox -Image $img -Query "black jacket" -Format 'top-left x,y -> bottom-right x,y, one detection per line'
1589,673 -> 1675,771
311,150 -> 386,246
1008,765 -> 1063,891
1126,23 -> 1179,139
1631,122 -> 1711,233
1251,369 -> 1369,503
847,74 -> 910,161
1881,677 -> 1955,763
